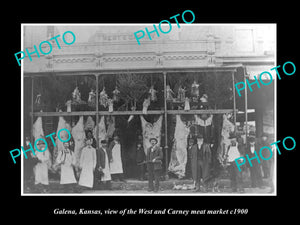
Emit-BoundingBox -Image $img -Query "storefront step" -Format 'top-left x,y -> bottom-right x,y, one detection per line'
24,178 -> 271,193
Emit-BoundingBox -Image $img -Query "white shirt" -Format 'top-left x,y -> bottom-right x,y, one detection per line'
227,145 -> 241,162
250,145 -> 255,154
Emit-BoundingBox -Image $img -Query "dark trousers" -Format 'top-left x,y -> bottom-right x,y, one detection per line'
196,158 -> 210,187
137,164 -> 145,180
228,162 -> 243,190
249,161 -> 263,188
196,160 -> 203,186
185,157 -> 192,179
147,164 -> 161,191
261,160 -> 270,178
111,173 -> 125,181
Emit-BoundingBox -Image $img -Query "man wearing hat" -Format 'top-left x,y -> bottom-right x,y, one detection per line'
246,132 -> 263,189
34,139 -> 51,193
192,133 -> 211,192
258,133 -> 270,178
225,133 -> 244,193
146,138 -> 163,192
107,135 -> 125,182
95,140 -> 111,190
94,140 -> 105,190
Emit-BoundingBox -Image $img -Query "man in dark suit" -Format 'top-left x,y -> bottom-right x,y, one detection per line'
193,133 -> 211,192
94,140 -> 106,190
186,138 -> 196,179
246,135 -> 264,188
257,133 -> 270,178
188,138 -> 198,185
146,138 -> 163,193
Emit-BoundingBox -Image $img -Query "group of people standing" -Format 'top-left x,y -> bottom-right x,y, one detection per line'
24,130 -> 125,193
24,127 -> 274,194
24,128 -> 165,193
185,131 -> 274,193
57,132 -> 125,191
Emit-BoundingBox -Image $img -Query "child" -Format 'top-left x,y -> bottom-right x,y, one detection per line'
56,141 -> 77,192
136,142 -> 146,181
78,138 -> 97,189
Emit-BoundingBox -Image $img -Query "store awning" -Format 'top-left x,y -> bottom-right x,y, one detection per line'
246,65 -> 276,80
24,64 -> 243,77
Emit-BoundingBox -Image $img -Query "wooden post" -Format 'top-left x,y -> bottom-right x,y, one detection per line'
95,74 -> 99,149
231,71 -> 237,133
30,77 -> 34,144
244,67 -> 248,146
163,71 -> 169,179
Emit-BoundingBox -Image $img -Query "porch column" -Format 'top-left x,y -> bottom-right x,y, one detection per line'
95,74 -> 99,149
231,71 -> 237,133
30,77 -> 34,144
163,71 -> 169,178
244,67 -> 248,146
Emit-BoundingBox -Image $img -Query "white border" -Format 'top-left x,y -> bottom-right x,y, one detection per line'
21,23 -> 277,196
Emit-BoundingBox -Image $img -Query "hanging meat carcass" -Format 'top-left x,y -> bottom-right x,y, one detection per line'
140,116 -> 163,154
166,85 -> 175,101
33,116 -> 52,168
220,114 -> 235,164
88,88 -> 96,107
191,80 -> 200,97
33,117 -> 44,141
142,97 -> 151,114
106,116 -> 115,139
168,115 -> 190,178
85,116 -> 95,131
148,85 -> 157,102
177,86 -> 186,102
112,86 -> 120,102
53,116 -> 71,163
93,116 -> 107,142
184,97 -> 190,111
71,116 -> 86,169
99,87 -> 109,107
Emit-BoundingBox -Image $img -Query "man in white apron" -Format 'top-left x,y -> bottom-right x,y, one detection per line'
107,135 -> 125,182
56,142 -> 77,192
225,134 -> 245,193
34,140 -> 50,193
78,139 -> 97,189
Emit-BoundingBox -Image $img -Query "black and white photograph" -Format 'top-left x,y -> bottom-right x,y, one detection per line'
21,24 -> 276,196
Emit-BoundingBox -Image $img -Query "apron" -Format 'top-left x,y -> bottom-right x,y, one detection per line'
34,150 -> 50,185
109,143 -> 123,174
60,152 -> 77,184
79,147 -> 96,188
101,149 -> 112,181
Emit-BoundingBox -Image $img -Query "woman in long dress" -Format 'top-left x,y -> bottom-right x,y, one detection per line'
79,139 -> 97,189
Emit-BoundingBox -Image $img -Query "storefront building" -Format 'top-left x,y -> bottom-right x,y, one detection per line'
23,24 -> 275,178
